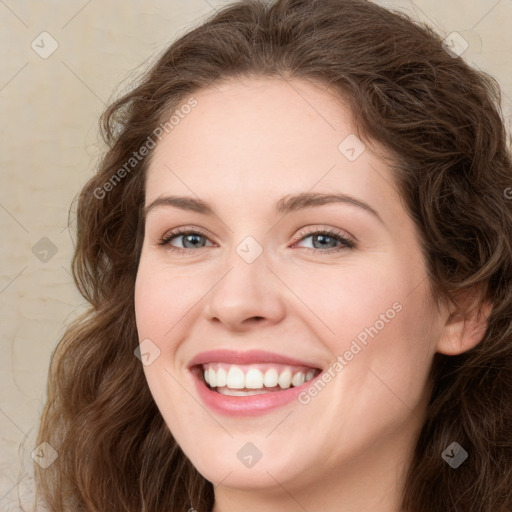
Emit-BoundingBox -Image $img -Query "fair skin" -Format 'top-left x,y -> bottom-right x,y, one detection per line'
134,76 -> 488,512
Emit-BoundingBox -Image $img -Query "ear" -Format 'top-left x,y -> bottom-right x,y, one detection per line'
436,287 -> 493,356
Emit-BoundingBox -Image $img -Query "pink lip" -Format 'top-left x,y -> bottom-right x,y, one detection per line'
188,349 -> 320,368
187,349 -> 322,416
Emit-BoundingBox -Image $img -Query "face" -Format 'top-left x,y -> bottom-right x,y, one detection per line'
134,77 -> 445,499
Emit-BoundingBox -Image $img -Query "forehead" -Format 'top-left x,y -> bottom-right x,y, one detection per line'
151,76 -> 356,171
145,77 -> 403,224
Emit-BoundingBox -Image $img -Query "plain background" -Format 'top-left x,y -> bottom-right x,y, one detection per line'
1,0 -> 511,509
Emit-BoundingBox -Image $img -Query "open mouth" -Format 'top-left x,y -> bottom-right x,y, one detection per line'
195,362 -> 322,396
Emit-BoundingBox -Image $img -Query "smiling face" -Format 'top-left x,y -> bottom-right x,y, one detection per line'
134,76 -> 447,507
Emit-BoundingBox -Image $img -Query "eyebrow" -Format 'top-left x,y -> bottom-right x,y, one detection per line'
144,192 -> 384,224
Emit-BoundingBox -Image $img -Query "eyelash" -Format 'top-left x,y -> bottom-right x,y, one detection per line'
158,225 -> 356,255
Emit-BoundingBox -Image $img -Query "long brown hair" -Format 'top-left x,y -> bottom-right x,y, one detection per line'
35,0 -> 512,510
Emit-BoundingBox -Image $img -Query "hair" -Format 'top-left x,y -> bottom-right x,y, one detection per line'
34,0 -> 512,510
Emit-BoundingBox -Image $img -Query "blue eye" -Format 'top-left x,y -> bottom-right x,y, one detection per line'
158,229 -> 212,252
293,229 -> 355,252
158,226 -> 355,254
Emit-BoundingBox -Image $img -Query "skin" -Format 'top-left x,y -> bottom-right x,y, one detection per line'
134,76 -> 488,512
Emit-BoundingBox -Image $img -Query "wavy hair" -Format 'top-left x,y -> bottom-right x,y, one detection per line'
35,0 -> 512,510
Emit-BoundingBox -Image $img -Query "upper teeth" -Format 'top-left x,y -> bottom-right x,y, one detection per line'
202,363 -> 317,390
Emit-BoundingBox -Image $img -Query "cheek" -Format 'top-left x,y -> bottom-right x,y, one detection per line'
134,259 -> 204,434
297,256 -> 436,397
134,258 -> 205,342
282,257 -> 419,340
298,266 -> 436,456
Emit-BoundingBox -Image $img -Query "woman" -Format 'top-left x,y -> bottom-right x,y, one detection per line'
35,0 -> 512,511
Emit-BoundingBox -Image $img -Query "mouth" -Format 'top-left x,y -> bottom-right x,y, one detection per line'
197,362 -> 321,396
188,350 -> 323,415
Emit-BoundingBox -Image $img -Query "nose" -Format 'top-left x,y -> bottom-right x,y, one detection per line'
203,251 -> 287,332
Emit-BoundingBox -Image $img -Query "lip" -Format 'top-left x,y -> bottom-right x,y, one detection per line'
188,349 -> 321,368
188,349 -> 323,416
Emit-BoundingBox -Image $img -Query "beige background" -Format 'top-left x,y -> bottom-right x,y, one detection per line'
1,0 -> 511,509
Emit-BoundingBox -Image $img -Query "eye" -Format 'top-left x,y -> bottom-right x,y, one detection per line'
291,226 -> 355,253
157,225 -> 356,254
158,228 -> 214,254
